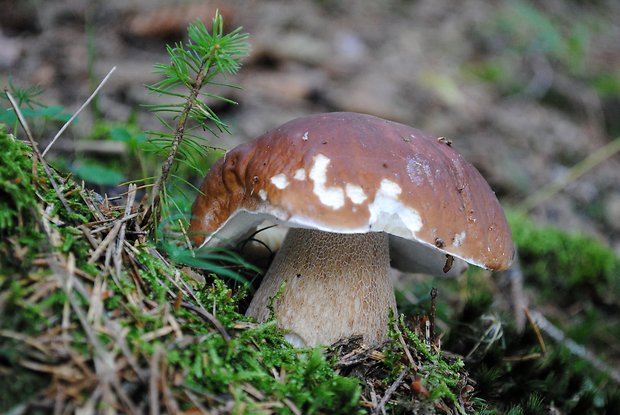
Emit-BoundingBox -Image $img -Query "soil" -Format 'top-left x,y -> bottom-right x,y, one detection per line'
1,1 -> 619,254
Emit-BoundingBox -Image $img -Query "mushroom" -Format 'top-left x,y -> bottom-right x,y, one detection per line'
189,112 -> 514,347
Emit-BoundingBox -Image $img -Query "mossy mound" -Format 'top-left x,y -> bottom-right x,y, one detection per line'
0,126 -> 477,414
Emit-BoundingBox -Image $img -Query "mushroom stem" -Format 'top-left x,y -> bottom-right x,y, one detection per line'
246,228 -> 397,347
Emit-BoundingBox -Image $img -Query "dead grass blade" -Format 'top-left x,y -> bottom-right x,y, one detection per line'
373,369 -> 409,415
519,135 -> 620,212
41,66 -> 117,157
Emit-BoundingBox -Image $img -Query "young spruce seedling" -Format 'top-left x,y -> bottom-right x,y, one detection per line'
141,11 -> 249,231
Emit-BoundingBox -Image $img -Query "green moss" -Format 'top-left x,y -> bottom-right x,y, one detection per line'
0,126 -> 94,271
400,316 -> 465,405
508,213 -> 620,365
0,123 -> 477,413
443,211 -> 620,414
0,126 -> 100,411
0,132 -> 37,227
0,127 -> 43,270
123,247 -> 363,414
508,211 -> 620,308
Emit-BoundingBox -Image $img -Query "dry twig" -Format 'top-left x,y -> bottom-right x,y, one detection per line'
519,135 -> 620,212
150,345 -> 163,415
524,307 -> 546,356
181,301 -> 231,341
114,184 -> 138,280
41,66 -> 117,157
373,369 -> 409,415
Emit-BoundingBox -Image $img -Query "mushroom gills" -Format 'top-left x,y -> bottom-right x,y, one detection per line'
246,228 -> 397,347
389,235 -> 469,277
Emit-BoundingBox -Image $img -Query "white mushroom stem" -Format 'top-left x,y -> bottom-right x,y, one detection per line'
246,228 -> 397,347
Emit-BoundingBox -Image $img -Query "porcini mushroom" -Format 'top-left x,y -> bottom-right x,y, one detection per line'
189,112 -> 514,347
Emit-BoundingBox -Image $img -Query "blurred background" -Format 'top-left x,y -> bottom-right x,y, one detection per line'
2,0 -> 620,410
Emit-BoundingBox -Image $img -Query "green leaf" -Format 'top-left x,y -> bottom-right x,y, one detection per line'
69,161 -> 125,186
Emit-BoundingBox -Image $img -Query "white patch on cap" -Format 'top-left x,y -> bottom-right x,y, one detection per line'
258,189 -> 268,201
293,168 -> 306,181
302,131 -> 309,141
368,178 -> 422,238
378,179 -> 402,198
345,183 -> 367,204
270,174 -> 289,189
452,231 -> 466,247
407,155 -> 433,186
309,154 -> 345,209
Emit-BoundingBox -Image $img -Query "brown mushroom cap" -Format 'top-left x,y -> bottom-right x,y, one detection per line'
189,112 -> 514,271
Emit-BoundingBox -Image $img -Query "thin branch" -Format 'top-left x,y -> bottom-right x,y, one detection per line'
88,220 -> 123,264
114,184 -> 137,279
160,355 -> 181,415
500,250 -> 528,332
150,344 -> 162,415
519,135 -> 620,212
524,307 -> 546,356
283,398 -> 302,415
42,66 -> 117,157
396,326 -> 416,369
373,369 -> 409,415
181,301 -> 231,341
429,287 -> 438,345
5,90 -> 35,142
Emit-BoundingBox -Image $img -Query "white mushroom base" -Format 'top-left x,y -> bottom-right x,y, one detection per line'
246,228 -> 397,347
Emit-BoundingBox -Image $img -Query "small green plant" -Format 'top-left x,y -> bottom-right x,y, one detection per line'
1,79 -> 72,136
141,11 -> 249,230
125,12 -> 254,287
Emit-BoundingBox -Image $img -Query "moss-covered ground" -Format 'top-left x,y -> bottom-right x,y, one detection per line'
0,125 -> 478,414
2,123 -> 620,413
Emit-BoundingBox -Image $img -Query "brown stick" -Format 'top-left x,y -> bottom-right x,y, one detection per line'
524,307 -> 546,356
373,369 -> 409,415
429,287 -> 438,345
181,301 -> 231,341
